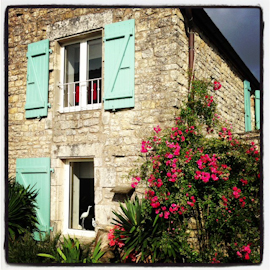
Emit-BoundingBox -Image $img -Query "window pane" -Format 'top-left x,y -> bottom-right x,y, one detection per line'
87,38 -> 102,104
88,38 -> 102,79
65,43 -> 80,83
69,161 -> 95,230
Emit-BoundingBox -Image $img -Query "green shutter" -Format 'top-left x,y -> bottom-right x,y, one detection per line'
25,39 -> 51,119
255,90 -> 260,130
16,157 -> 51,240
104,19 -> 135,110
244,80 -> 252,132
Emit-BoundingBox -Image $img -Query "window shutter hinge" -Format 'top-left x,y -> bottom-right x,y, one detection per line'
49,226 -> 54,231
49,49 -> 52,54
50,168 -> 54,173
47,103 -> 51,108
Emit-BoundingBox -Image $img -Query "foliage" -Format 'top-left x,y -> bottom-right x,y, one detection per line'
8,231 -> 61,264
110,196 -> 164,262
182,79 -> 220,127
8,178 -> 39,241
89,240 -> 106,263
38,235 -> 105,263
108,78 -> 261,264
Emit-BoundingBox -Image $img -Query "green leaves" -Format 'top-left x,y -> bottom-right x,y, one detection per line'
37,235 -> 105,263
90,240 -> 105,263
8,179 -> 39,241
112,78 -> 260,263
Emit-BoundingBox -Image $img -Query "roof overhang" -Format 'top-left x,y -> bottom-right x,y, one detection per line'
180,8 -> 260,92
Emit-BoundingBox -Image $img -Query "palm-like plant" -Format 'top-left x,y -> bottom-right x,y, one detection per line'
112,196 -> 159,262
8,178 -> 39,240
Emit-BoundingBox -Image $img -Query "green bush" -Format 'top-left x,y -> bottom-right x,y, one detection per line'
38,235 -> 105,263
8,232 -> 105,264
110,197 -> 193,263
108,79 -> 261,264
8,231 -> 61,264
109,196 -> 158,262
8,178 -> 39,240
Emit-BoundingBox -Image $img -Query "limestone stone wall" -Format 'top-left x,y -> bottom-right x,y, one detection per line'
8,7 -> 106,176
192,30 -> 245,132
47,8 -> 189,230
7,7 -> 251,234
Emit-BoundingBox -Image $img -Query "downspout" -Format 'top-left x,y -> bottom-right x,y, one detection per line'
186,9 -> 195,94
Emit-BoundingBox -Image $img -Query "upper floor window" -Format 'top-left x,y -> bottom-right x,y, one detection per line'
56,19 -> 135,113
60,35 -> 102,112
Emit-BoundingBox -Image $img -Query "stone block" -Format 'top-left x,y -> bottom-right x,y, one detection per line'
98,167 -> 116,188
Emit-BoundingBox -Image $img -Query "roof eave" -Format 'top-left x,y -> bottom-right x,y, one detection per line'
180,8 -> 260,91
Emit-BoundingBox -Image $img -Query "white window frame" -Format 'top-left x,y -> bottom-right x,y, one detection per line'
59,34 -> 102,113
63,159 -> 96,238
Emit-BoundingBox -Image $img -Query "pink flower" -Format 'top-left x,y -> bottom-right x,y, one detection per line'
187,201 -> 195,207
141,140 -> 150,153
245,253 -> 250,260
108,232 -> 114,240
232,187 -> 241,199
154,125 -> 161,134
131,182 -> 138,188
197,159 -> 203,168
150,202 -> 160,208
157,180 -> 163,188
201,172 -> 210,183
164,211 -> 170,219
233,191 -> 240,199
214,81 -> 222,90
118,242 -> 125,248
211,174 -> 219,181
109,239 -> 116,246
243,245 -> 251,254
237,251 -> 242,258
240,179 -> 248,186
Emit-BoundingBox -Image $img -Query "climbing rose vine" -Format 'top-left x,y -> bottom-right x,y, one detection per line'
109,79 -> 260,264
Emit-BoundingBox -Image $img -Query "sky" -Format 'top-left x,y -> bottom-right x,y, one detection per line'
205,7 -> 261,82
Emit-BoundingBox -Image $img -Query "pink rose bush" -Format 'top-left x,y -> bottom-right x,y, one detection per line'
108,79 -> 260,263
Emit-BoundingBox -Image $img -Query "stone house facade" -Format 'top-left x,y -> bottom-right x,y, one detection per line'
7,7 -> 260,240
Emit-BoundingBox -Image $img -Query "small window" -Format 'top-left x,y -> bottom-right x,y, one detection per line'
69,161 -> 95,231
60,35 -> 102,112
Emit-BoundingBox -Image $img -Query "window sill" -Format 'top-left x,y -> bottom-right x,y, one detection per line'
63,228 -> 96,238
59,103 -> 102,113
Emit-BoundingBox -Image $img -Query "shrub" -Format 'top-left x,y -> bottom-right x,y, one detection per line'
38,235 -> 105,263
109,78 -> 261,264
7,231 -> 61,264
8,178 -> 39,241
